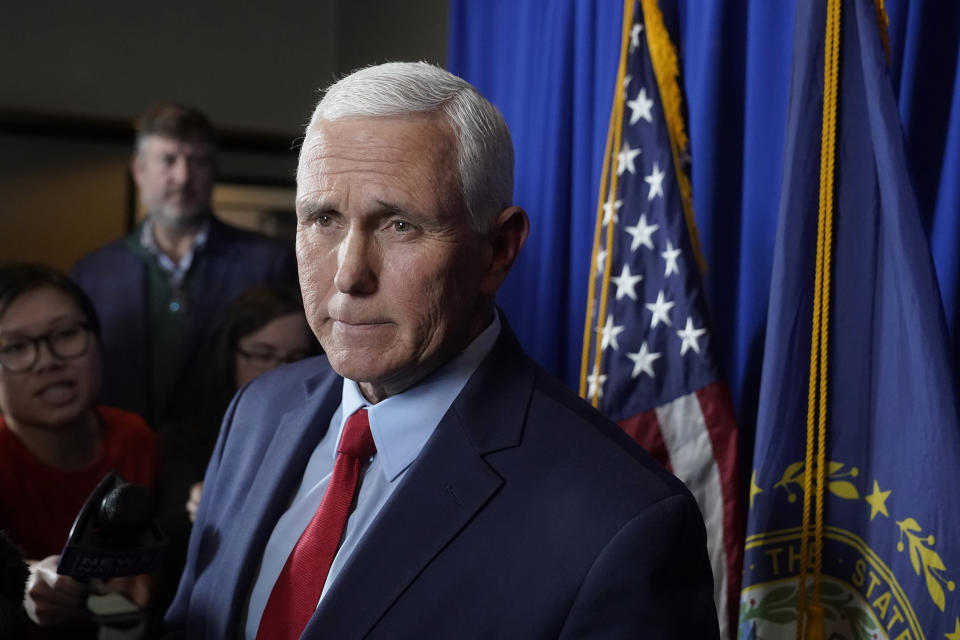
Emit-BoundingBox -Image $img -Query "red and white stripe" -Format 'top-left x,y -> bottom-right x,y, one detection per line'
618,381 -> 743,640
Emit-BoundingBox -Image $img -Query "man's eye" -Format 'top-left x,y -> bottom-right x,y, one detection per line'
391,220 -> 411,232
188,157 -> 213,171
316,214 -> 334,227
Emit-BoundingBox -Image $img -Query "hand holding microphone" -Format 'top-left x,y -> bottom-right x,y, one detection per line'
53,471 -> 167,625
24,554 -> 88,627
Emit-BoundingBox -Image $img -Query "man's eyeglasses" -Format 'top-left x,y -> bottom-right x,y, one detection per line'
0,321 -> 92,373
235,347 -> 310,370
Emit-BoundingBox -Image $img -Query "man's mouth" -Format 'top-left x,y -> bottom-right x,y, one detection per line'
330,318 -> 392,336
166,189 -> 195,201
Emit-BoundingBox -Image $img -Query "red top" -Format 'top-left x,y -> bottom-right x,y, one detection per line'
0,406 -> 157,560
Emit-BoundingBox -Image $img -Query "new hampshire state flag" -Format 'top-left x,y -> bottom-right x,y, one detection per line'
740,1 -> 960,639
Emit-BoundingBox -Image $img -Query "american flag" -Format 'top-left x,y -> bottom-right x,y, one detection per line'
579,1 -> 742,636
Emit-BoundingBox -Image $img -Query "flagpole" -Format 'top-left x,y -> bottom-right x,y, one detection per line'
580,0 -> 635,405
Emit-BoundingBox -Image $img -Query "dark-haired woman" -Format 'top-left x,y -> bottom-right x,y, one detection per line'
0,263 -> 156,638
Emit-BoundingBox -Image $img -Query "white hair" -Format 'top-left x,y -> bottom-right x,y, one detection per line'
306,62 -> 514,231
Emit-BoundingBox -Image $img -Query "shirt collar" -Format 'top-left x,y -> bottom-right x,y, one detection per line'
338,311 -> 502,481
140,216 -> 211,281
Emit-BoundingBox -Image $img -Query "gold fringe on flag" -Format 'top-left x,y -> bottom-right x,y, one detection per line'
873,0 -> 891,63
639,0 -> 706,274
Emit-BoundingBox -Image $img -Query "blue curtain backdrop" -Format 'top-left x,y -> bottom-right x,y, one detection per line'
448,0 -> 960,472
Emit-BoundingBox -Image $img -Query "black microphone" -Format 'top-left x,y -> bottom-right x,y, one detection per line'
98,480 -> 155,545
57,471 -> 167,580
0,529 -> 29,639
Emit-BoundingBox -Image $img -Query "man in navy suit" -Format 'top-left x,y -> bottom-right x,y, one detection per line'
72,104 -> 297,428
165,62 -> 718,638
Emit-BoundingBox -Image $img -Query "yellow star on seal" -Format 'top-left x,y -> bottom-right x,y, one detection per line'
945,617 -> 960,640
865,480 -> 891,520
749,470 -> 763,509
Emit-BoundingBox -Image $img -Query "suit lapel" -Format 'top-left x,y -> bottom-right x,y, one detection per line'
307,408 -> 502,638
305,321 -> 538,638
216,370 -> 343,636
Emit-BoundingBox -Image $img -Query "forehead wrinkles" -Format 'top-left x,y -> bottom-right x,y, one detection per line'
296,117 -> 459,200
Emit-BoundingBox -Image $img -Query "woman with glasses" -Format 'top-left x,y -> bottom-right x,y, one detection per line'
0,263 -> 156,637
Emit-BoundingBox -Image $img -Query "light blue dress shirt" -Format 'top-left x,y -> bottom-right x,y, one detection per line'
244,313 -> 501,638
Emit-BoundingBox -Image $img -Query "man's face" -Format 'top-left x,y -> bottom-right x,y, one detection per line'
295,114 -> 499,402
132,135 -> 215,230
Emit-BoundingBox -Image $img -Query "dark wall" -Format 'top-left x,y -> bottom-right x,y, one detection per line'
338,0 -> 449,74
0,0 -> 448,271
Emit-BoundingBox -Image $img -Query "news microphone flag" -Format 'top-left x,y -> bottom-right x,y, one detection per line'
579,1 -> 743,636
739,1 -> 960,638
58,471 -> 166,580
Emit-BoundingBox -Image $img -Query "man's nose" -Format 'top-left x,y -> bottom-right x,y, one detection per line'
170,156 -> 190,184
333,229 -> 377,295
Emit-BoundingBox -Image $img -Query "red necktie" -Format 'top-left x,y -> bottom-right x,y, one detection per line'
256,408 -> 376,640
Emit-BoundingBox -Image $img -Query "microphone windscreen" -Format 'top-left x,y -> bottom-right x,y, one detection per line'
100,483 -> 155,531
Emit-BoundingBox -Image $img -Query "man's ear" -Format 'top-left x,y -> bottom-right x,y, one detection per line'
480,206 -> 529,295
129,153 -> 144,189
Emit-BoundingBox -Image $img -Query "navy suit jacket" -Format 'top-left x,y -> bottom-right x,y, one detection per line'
72,216 -> 297,425
165,323 -> 718,638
